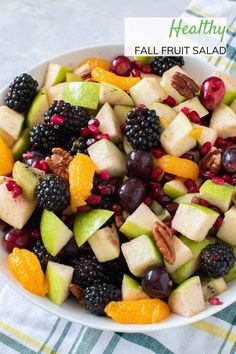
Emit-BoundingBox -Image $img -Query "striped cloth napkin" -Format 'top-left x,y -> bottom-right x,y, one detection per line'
0,0 -> 236,353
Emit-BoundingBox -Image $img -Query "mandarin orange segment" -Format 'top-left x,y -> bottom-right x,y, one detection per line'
105,299 -> 170,324
69,153 -> 96,212
188,127 -> 202,139
9,248 -> 48,296
91,67 -> 141,90
78,57 -> 111,71
157,155 -> 199,180
0,136 -> 14,176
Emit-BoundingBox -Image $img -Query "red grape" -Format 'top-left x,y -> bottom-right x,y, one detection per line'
200,76 -> 225,110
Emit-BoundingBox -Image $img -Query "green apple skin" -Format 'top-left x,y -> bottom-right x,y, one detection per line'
134,56 -> 151,65
171,236 -> 210,284
26,89 -> 49,128
0,106 -> 24,143
168,276 -> 205,317
223,91 -> 236,105
114,105 -> 133,124
12,128 -> 30,160
46,261 -> 74,305
174,193 -> 199,204
119,220 -> 152,238
66,73 -> 83,82
200,179 -> 235,212
41,210 -> 73,256
224,245 -> 236,282
62,82 -> 100,109
122,274 -> 149,300
44,63 -> 72,88
163,180 -> 187,199
74,209 -> 114,247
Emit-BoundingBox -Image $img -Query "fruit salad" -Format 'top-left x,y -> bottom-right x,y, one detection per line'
0,54 -> 236,325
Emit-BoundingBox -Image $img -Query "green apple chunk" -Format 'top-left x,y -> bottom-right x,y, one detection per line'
202,278 -> 227,301
119,202 -> 161,238
148,102 -> 177,129
44,63 -> 72,88
172,203 -> 219,241
160,66 -> 197,104
122,274 -> 149,300
123,137 -> 133,155
45,83 -> 67,105
114,105 -> 133,124
99,82 -> 133,106
46,261 -> 74,305
213,71 -> 236,105
26,89 -> 49,128
230,97 -> 236,114
0,106 -> 24,146
171,236 -> 210,284
12,128 -> 30,160
41,210 -> 73,256
61,82 -> 100,109
164,236 -> 193,273
88,224 -> 120,262
66,73 -> 83,82
210,104 -> 236,138
96,103 -> 122,143
134,56 -> 151,65
192,124 -> 217,146
160,112 -> 196,157
217,206 -> 236,245
121,235 -> 162,277
174,193 -> 199,204
200,179 -> 234,212
88,139 -> 127,177
74,209 -> 114,247
174,97 -> 209,118
0,182 -> 37,229
163,179 -> 187,199
150,200 -> 171,221
130,78 -> 167,106
224,246 -> 236,282
168,276 -> 205,317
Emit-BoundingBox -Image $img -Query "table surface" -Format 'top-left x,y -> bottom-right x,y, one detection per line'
0,0 -> 189,289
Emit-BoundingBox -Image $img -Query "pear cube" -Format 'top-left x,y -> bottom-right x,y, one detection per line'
0,106 -> 24,146
174,97 -> 208,118
44,63 -> 72,88
122,274 -> 149,300
163,179 -> 187,199
96,103 -> 122,143
130,77 -> 167,106
164,236 -> 194,273
99,82 -> 133,106
148,102 -> 177,129
210,104 -> 236,138
192,124 -> 217,146
217,206 -> 236,245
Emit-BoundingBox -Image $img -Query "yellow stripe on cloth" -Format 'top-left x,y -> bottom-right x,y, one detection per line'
0,321 -> 54,354
192,320 -> 236,344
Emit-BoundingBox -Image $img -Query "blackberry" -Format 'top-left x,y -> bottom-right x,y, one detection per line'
68,136 -> 88,155
83,282 -> 121,316
150,56 -> 184,76
71,255 -> 109,289
33,240 -> 62,271
36,175 -> 70,212
44,100 -> 90,135
29,124 -> 61,154
87,175 -> 117,210
125,107 -> 161,151
5,73 -> 38,112
104,255 -> 130,287
200,243 -> 235,278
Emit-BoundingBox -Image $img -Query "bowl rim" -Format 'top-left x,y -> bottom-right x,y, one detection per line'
0,43 -> 235,332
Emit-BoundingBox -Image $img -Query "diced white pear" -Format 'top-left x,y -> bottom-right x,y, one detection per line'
210,104 -> 236,138
96,103 -> 122,143
164,236 -> 193,273
217,206 -> 236,245
174,97 -> 208,118
192,124 -> 217,146
130,78 -> 167,106
148,102 -> 177,129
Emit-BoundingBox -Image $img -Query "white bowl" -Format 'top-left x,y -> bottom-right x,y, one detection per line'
0,44 -> 235,332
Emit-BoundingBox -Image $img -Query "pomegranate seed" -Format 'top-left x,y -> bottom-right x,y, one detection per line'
87,194 -> 102,205
12,185 -> 23,198
228,136 -> 236,143
210,206 -> 221,213
214,216 -> 223,229
150,182 -> 164,198
138,104 -> 146,109
121,123 -> 126,132
200,141 -> 212,156
159,195 -> 171,206
164,173 -> 175,182
163,96 -> 176,107
38,160 -> 48,173
153,148 -> 165,159
201,170 -> 216,180
214,137 -> 226,149
181,107 -> 190,116
6,180 -> 16,191
32,160 -> 41,169
189,185 -> 200,193
131,68 -> 140,77
100,170 -> 110,181
132,60 -> 142,70
184,179 -> 196,189
142,64 -> 151,73
165,202 -> 178,215
109,177 -> 118,185
208,297 -> 223,305
77,205 -> 90,213
22,152 -> 33,159
88,118 -> 100,127
86,138 -> 96,146
31,229 -> 41,239
80,127 -> 90,137
181,153 -> 194,161
192,196 -> 200,204
151,167 -> 163,180
198,198 -> 209,207
144,196 -> 153,206
97,184 -> 112,197
188,111 -> 201,124
212,177 -> 224,184
232,176 -> 236,186
211,254 -> 219,261
223,174 -> 232,184
111,204 -> 123,215
225,140 -> 233,148
88,124 -> 99,136
50,114 -> 64,125
97,134 -> 110,140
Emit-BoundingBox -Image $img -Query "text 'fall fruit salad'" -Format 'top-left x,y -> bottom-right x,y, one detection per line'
0,54 -> 236,324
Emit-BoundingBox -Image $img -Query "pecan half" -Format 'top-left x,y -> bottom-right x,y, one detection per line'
153,222 -> 175,265
74,63 -> 92,78
69,283 -> 84,304
200,147 -> 222,174
171,72 -> 199,99
45,148 -> 73,180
